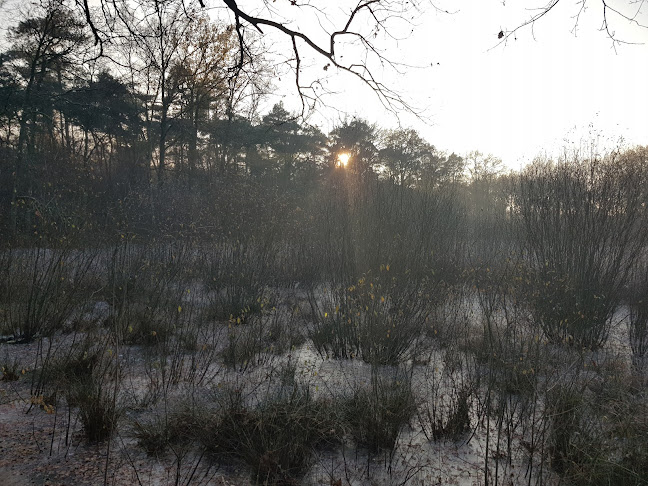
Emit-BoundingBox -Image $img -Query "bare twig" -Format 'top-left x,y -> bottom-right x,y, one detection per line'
494,0 -> 647,48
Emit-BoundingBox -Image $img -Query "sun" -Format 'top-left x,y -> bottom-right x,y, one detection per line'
337,153 -> 350,168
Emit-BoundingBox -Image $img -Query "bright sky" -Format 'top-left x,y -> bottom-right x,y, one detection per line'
1,0 -> 644,170
271,0 -> 648,170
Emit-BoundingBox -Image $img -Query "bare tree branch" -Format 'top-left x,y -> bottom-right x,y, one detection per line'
75,0 -> 646,118
495,0 -> 647,48
218,0 -> 429,117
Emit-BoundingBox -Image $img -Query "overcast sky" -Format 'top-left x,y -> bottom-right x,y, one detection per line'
271,0 -> 648,170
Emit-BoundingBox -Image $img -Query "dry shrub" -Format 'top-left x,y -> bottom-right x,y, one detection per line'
343,367 -> 417,453
203,381 -> 342,485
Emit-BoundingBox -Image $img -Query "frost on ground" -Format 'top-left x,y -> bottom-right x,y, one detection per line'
0,253 -> 646,486
1,335 -> 552,486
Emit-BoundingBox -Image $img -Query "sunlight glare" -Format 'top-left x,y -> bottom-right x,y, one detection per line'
337,153 -> 350,168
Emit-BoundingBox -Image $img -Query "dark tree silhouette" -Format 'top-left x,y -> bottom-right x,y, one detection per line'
76,0 -> 647,118
80,0 -> 449,116
329,118 -> 380,176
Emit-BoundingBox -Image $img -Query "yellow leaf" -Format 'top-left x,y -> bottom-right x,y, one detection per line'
178,305 -> 182,313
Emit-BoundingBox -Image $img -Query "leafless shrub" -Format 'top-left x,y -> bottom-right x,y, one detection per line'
204,238 -> 274,320
515,155 -> 648,349
308,269 -> 433,365
628,264 -> 648,372
40,335 -> 122,442
547,366 -> 648,486
418,348 -> 475,442
0,247 -> 98,341
223,302 -> 305,371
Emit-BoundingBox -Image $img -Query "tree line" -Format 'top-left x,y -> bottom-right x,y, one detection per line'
0,0 -> 646,253
0,0 -> 478,244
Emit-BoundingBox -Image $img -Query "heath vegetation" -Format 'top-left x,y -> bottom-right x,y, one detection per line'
1,1 -> 647,484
